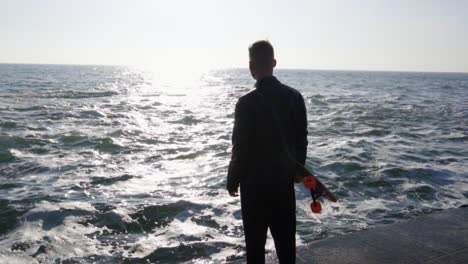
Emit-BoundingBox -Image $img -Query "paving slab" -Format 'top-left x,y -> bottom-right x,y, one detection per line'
266,206 -> 468,264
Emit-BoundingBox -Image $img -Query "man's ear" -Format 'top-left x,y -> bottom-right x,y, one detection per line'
272,59 -> 277,68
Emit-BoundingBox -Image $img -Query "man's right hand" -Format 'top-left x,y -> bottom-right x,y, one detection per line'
228,184 -> 239,197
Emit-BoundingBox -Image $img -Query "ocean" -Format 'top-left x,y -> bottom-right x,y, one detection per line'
0,64 -> 467,263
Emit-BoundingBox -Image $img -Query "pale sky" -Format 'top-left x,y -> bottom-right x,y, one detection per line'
1,0 -> 468,72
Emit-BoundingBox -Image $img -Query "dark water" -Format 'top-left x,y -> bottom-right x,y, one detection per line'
0,64 -> 467,263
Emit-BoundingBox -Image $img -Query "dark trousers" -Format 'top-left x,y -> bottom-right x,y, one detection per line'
240,183 -> 296,264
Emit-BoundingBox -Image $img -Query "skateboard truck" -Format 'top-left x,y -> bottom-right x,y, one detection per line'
304,175 -> 322,214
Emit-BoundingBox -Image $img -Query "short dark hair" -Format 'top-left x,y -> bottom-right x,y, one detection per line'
249,40 -> 274,67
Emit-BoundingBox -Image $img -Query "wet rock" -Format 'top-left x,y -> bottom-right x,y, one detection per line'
11,241 -> 31,251
31,245 -> 47,258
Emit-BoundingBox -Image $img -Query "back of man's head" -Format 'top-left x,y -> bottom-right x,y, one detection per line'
249,40 -> 275,68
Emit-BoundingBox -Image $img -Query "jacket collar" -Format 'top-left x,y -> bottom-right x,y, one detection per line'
254,75 -> 280,89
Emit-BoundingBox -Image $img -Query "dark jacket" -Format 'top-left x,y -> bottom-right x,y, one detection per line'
227,76 -> 308,191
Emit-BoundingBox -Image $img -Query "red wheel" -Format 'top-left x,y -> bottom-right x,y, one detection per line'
310,200 -> 322,214
303,176 -> 317,189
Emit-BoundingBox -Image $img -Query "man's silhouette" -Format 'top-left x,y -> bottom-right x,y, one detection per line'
227,40 -> 308,264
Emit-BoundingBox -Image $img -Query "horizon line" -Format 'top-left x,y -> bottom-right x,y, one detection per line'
1,62 -> 467,75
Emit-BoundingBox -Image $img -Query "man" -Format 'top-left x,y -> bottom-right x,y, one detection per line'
227,40 -> 308,264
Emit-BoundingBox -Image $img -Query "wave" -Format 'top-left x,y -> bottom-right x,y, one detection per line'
0,149 -> 15,163
0,160 -> 50,178
94,137 -> 124,153
0,135 -> 50,149
38,90 -> 119,99
0,121 -> 17,128
60,134 -> 129,154
124,241 -> 233,263
0,199 -> 28,236
90,174 -> 134,186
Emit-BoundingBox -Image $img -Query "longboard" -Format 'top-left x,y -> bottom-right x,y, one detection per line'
295,161 -> 337,213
